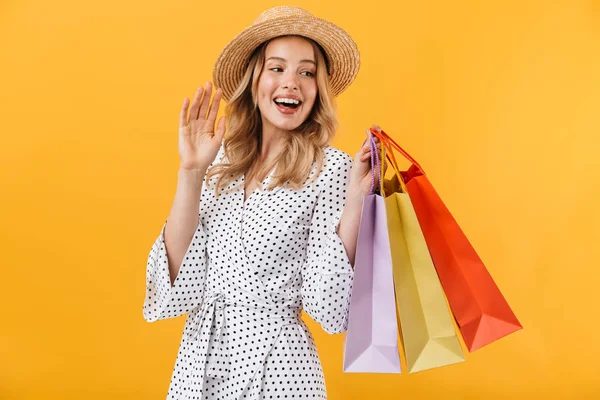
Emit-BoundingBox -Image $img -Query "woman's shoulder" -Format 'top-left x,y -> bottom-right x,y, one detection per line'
322,145 -> 353,171
309,145 -> 353,190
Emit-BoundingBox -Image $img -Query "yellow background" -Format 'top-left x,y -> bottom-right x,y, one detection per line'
1,0 -> 599,398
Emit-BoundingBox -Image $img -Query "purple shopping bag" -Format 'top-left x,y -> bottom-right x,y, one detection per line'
343,133 -> 401,374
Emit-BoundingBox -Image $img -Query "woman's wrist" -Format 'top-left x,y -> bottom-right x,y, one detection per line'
178,166 -> 206,188
346,182 -> 367,204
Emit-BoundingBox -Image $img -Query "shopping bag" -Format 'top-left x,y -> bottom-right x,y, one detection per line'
372,127 -> 522,352
377,136 -> 466,373
343,134 -> 401,374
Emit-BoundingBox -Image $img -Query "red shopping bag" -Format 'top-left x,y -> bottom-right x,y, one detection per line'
371,128 -> 522,352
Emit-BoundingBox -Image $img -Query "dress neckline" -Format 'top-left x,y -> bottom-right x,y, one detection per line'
242,165 -> 277,207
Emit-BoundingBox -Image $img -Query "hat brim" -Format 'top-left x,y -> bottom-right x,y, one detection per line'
213,15 -> 360,102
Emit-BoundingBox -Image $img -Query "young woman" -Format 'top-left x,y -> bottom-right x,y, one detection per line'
143,6 -> 383,400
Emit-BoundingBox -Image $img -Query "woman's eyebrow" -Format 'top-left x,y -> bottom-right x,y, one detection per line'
266,56 -> 316,65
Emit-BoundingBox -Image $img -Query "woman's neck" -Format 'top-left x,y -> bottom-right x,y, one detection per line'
259,125 -> 287,157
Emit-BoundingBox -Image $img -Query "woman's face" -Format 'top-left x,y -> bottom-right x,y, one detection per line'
256,36 -> 318,133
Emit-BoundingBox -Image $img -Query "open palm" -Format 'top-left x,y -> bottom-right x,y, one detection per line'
178,81 -> 226,171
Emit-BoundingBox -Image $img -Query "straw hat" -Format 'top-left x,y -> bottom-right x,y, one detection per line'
212,6 -> 360,102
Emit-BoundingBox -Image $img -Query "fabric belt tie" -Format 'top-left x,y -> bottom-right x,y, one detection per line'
182,292 -> 301,398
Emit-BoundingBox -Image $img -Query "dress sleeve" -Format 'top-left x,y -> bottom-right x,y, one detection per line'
142,145 -> 225,323
142,220 -> 209,322
301,149 -> 355,334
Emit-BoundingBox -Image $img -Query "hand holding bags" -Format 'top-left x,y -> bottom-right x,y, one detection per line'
372,127 -> 522,352
377,135 -> 466,373
343,135 -> 402,373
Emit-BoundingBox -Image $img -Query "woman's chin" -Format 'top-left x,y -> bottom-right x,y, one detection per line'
264,114 -> 307,132
276,121 -> 302,131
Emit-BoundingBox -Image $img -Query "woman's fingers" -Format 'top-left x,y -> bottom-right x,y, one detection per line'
361,144 -> 386,162
363,141 -> 382,154
361,148 -> 378,159
197,81 -> 213,120
206,88 -> 223,132
215,116 -> 226,138
361,126 -> 389,181
179,97 -> 190,129
188,86 -> 204,123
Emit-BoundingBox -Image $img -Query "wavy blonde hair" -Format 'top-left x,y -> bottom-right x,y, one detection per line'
206,35 -> 339,196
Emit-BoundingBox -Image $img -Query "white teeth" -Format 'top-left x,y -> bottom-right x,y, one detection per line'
274,98 -> 300,105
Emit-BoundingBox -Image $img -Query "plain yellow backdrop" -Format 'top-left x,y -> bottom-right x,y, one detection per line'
1,0 -> 599,398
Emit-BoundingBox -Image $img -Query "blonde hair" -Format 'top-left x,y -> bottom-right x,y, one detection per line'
206,35 -> 339,196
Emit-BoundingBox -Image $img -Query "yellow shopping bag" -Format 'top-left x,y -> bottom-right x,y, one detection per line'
379,137 -> 466,374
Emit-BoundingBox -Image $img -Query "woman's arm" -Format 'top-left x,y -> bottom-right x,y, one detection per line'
336,184 -> 363,267
164,167 -> 206,285
143,166 -> 211,322
337,130 -> 384,267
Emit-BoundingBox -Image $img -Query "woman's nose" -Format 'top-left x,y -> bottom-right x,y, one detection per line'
281,72 -> 300,90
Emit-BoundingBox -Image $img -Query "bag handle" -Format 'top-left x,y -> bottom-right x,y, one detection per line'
373,130 -> 409,197
369,127 -> 425,174
363,131 -> 382,195
369,129 -> 404,179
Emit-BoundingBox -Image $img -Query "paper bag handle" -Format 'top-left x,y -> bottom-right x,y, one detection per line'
369,127 -> 425,175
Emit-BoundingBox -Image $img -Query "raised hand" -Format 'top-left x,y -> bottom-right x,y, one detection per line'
178,81 -> 226,171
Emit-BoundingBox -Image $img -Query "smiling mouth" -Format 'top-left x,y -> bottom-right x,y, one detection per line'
273,99 -> 302,109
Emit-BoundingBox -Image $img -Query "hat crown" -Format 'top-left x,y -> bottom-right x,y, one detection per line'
253,6 -> 314,24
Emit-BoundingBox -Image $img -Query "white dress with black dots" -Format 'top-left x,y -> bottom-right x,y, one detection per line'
143,145 -> 355,399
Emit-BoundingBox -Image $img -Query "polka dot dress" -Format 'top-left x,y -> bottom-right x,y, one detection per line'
143,145 -> 355,399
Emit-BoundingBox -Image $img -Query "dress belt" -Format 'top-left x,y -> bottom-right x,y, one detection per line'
183,292 -> 301,396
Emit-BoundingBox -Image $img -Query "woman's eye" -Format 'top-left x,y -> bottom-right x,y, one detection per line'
270,67 -> 283,72
301,71 -> 315,77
